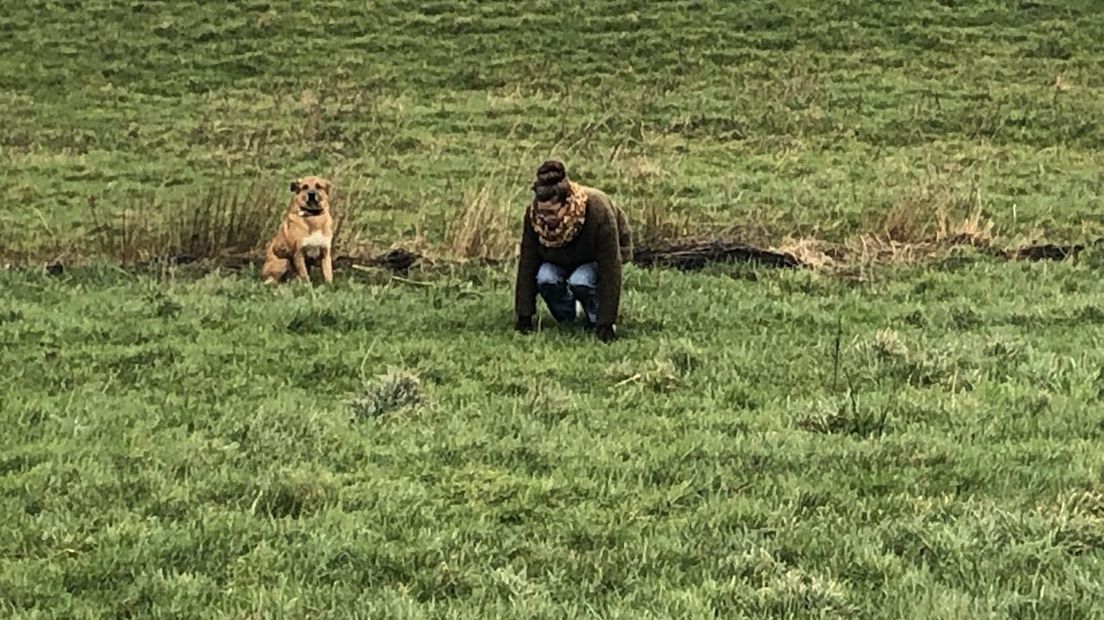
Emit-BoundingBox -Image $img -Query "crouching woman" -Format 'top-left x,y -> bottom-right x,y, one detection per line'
514,160 -> 632,342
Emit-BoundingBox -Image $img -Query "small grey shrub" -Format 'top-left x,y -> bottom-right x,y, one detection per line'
350,368 -> 425,421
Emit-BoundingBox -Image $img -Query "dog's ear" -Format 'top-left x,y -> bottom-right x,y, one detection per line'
321,179 -> 333,194
290,180 -> 300,193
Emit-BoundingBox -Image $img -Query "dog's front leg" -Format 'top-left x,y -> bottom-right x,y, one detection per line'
321,247 -> 334,284
293,250 -> 311,283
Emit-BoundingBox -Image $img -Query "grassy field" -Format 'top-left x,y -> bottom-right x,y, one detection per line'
2,0 -> 1103,262
4,258 -> 1104,617
4,0 -> 1104,618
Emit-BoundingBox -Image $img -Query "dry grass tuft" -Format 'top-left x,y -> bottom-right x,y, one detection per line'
867,175 -> 994,246
844,173 -> 997,266
870,328 -> 909,360
88,179 -> 278,264
326,180 -> 375,258
170,180 -> 277,259
616,155 -> 694,247
851,235 -> 933,265
349,368 -> 425,421
446,177 -> 525,262
774,236 -> 838,270
936,205 -> 994,246
875,198 -> 937,245
634,196 -> 693,247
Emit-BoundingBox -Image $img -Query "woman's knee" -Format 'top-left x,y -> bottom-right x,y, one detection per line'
566,263 -> 598,291
536,263 -> 566,289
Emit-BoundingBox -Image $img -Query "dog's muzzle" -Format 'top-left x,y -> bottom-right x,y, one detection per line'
300,198 -> 324,216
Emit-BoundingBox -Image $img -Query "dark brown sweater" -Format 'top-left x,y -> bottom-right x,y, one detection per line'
515,187 -> 632,327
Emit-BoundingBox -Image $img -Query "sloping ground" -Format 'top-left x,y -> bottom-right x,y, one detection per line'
2,0 -> 1103,259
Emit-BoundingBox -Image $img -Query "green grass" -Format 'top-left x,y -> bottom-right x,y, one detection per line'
4,1 -> 1104,617
2,1 -> 1104,261
3,256 -> 1104,618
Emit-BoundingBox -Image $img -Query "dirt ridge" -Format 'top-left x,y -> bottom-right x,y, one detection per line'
71,236 -> 1094,277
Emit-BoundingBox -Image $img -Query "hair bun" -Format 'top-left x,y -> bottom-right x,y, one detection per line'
534,160 -> 567,187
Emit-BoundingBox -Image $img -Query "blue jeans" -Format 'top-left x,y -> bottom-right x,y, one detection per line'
536,262 -> 598,326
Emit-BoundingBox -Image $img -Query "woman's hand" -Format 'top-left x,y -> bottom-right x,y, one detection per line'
596,324 -> 617,343
515,315 -> 534,334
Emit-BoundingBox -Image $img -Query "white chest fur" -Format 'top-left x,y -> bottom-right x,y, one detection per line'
300,230 -> 332,258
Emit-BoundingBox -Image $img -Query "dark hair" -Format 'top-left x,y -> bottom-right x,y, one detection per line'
532,159 -> 570,202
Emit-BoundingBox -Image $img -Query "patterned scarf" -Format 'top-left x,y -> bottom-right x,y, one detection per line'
531,181 -> 587,248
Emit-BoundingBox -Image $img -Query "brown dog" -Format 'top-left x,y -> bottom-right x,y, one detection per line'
262,176 -> 335,284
